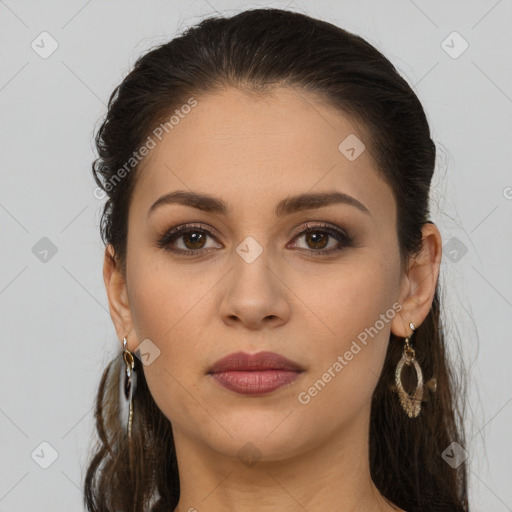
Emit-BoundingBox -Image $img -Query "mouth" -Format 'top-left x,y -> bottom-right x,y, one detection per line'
207,351 -> 304,395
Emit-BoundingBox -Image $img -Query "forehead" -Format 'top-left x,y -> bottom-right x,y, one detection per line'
130,86 -> 395,224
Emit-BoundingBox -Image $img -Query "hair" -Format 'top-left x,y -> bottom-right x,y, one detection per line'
85,7 -> 469,512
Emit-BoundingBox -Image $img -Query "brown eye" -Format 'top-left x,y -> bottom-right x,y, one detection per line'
290,223 -> 354,255
181,231 -> 207,250
157,225 -> 220,255
304,231 -> 329,250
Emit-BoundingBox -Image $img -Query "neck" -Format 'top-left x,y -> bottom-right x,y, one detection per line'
172,407 -> 402,512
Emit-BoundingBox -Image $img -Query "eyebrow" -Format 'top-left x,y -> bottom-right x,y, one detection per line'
148,190 -> 371,218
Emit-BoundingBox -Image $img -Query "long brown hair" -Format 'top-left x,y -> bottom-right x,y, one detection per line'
85,8 -> 469,511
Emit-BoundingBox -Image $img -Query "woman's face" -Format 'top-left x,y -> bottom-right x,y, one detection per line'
121,86 -> 405,461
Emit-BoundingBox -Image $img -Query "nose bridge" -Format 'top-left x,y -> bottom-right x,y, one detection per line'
220,235 -> 290,327
232,234 -> 276,295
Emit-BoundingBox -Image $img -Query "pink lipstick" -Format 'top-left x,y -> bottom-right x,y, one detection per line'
208,350 -> 304,395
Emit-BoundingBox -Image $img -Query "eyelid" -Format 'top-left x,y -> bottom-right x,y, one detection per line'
290,221 -> 350,238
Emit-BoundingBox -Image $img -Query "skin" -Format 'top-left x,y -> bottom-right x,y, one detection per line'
104,86 -> 442,512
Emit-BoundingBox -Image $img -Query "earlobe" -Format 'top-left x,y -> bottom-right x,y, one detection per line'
103,244 -> 134,341
391,223 -> 442,337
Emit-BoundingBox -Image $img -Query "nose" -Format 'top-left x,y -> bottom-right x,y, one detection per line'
219,253 -> 291,331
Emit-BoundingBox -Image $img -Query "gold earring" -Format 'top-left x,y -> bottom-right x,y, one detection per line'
395,322 -> 423,418
119,335 -> 137,440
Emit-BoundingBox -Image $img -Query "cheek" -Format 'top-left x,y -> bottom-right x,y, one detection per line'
293,250 -> 401,413
127,250 -> 211,340
296,249 -> 400,347
127,262 -> 212,427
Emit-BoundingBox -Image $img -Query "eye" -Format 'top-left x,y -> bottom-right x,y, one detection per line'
289,222 -> 354,255
156,224 -> 220,255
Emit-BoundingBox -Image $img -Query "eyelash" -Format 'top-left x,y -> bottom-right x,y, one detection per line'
156,222 -> 354,257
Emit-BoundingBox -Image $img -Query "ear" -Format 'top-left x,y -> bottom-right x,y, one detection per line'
390,222 -> 442,337
103,244 -> 135,345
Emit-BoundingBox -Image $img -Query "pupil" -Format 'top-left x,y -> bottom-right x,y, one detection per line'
186,232 -> 204,249
308,232 -> 327,249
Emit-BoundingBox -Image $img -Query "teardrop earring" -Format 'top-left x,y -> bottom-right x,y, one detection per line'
395,322 -> 423,418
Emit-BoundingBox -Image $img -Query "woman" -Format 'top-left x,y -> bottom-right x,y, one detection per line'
84,8 -> 469,512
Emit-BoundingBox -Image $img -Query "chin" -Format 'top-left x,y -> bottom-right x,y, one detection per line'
200,409 -> 313,459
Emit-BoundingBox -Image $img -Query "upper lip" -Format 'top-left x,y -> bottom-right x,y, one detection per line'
208,351 -> 304,374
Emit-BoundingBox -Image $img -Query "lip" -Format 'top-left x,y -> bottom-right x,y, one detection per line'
208,351 -> 304,395
209,350 -> 304,373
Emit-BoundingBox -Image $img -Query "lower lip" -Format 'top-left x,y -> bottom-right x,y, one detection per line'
211,370 -> 302,395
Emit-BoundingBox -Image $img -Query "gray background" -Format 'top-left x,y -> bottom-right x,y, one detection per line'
1,0 -> 511,510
